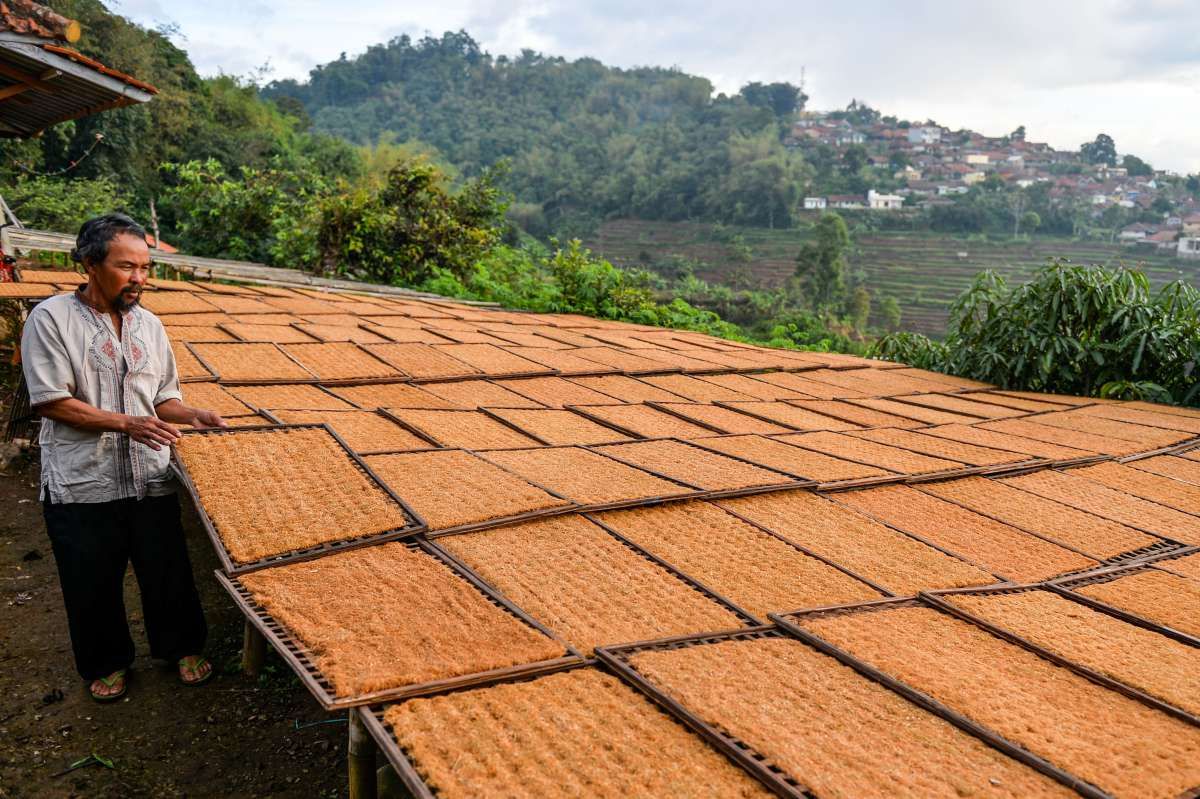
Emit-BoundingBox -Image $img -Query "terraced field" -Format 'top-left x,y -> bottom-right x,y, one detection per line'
590,220 -> 1200,337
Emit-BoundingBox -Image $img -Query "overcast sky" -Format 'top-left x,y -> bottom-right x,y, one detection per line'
112,0 -> 1200,173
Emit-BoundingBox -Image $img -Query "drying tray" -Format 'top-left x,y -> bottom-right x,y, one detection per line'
216,538 -> 584,710
1118,436 -> 1200,463
684,435 -> 904,492
919,583 -> 1199,728
356,660 -> 595,799
761,432 -> 987,485
472,444 -> 707,514
1046,562 -> 1200,648
185,341 -> 320,385
594,626 -> 816,799
172,423 -> 427,575
257,409 -> 444,456
769,598 -> 1110,799
589,438 -> 811,501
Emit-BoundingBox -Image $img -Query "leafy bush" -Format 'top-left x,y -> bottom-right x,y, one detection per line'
158,159 -> 325,265
316,159 -> 508,284
871,261 -> 1200,405
4,176 -> 129,232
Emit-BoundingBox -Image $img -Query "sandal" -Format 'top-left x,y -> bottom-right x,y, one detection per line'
89,670 -> 127,703
178,655 -> 213,686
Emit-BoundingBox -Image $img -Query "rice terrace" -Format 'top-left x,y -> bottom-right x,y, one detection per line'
591,220 -> 1200,336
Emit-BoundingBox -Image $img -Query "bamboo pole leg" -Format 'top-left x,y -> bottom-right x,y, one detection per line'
241,618 -> 267,678
377,763 -> 415,799
349,709 -> 378,799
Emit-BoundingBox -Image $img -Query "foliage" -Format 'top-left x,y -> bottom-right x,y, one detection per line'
2,176 -> 129,232
4,1 -> 360,218
264,31 -> 812,228
1122,154 -> 1153,177
795,212 -> 851,309
871,261 -> 1200,406
739,82 -> 806,118
158,159 -> 326,265
315,159 -> 508,284
1080,133 -> 1117,167
419,239 -> 743,340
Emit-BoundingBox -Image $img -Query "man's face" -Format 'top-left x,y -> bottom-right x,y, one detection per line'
86,233 -> 151,313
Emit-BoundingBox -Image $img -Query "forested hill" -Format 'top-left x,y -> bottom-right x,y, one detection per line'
263,32 -> 808,231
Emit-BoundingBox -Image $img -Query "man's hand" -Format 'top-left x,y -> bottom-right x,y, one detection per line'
122,415 -> 181,451
190,408 -> 228,430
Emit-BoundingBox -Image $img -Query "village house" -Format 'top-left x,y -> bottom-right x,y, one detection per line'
803,197 -> 827,210
1178,236 -> 1200,259
867,189 -> 904,210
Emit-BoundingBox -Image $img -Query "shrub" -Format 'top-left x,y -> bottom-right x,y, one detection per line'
871,261 -> 1200,405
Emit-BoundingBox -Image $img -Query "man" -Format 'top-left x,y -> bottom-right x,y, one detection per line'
21,213 -> 226,702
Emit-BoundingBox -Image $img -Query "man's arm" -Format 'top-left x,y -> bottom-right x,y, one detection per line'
154,398 -> 227,430
36,397 -> 182,451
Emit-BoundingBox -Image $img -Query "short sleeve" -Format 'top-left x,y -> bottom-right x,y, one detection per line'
21,308 -> 74,406
152,322 -> 182,406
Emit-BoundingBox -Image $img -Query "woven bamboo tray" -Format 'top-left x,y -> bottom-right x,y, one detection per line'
919,585 -> 1199,727
595,626 -> 822,799
475,445 -> 702,512
186,341 -> 318,384
769,600 -> 1109,799
364,449 -> 578,537
172,424 -> 426,574
592,439 -> 803,498
433,516 -> 755,654
1047,564 -> 1200,648
356,663 -> 592,799
687,434 -> 900,489
214,539 -> 582,710
583,513 -> 766,624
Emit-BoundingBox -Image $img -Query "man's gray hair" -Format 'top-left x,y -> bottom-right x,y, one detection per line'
71,213 -> 147,267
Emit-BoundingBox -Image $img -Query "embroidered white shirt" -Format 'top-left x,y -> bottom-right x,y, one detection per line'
21,292 -> 183,503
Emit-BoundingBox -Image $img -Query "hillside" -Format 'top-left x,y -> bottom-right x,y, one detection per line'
590,219 -> 1200,336
263,31 -> 806,230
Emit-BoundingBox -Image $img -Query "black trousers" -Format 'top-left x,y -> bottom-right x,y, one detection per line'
42,493 -> 207,681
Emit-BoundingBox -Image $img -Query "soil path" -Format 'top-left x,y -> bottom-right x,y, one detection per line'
0,452 -> 345,798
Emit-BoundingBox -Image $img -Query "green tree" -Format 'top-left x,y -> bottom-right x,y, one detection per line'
315,158 -> 508,284
1020,210 -> 1041,234
879,295 -> 902,331
738,82 -> 805,117
794,212 -> 851,310
1122,154 -> 1153,177
871,261 -> 1200,406
840,145 -> 868,176
850,285 -> 871,333
3,176 -> 128,231
1080,133 -> 1117,166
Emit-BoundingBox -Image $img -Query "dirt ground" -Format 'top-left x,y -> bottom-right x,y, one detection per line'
0,449 -> 348,798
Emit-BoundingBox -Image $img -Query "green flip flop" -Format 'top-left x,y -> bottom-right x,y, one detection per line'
89,670 -> 127,703
178,656 -> 213,686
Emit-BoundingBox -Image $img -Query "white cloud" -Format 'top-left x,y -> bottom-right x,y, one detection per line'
116,0 -> 1200,172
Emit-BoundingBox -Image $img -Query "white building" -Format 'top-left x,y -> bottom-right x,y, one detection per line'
907,126 -> 942,145
803,197 -> 827,210
1178,237 -> 1200,259
867,189 -> 904,210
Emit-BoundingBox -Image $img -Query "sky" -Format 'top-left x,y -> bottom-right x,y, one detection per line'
112,0 -> 1200,174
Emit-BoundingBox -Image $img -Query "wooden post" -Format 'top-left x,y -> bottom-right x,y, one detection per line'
241,619 -> 267,678
377,763 -> 415,799
348,709 -> 378,799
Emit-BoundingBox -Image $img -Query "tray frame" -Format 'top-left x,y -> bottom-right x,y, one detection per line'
769,599 -> 1111,799
216,538 -> 584,711
172,423 -> 427,574
594,626 -> 819,799
919,584 -> 1199,727
1046,563 -> 1200,648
